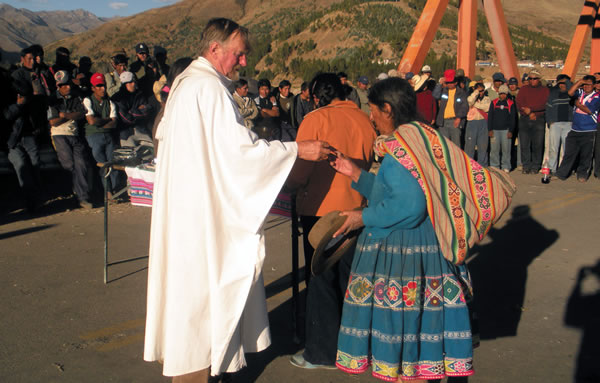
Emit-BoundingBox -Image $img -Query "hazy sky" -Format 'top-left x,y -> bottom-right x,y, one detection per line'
2,0 -> 179,18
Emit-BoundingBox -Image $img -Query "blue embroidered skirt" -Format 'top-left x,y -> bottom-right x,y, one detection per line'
336,218 -> 475,381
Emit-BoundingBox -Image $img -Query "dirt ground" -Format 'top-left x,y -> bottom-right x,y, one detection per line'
1,169 -> 600,383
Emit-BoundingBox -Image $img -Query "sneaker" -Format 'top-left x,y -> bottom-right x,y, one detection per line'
290,353 -> 337,370
80,200 -> 93,209
503,169 -> 510,173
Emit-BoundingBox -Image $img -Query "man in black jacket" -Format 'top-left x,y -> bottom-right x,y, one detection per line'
111,71 -> 154,147
433,69 -> 469,147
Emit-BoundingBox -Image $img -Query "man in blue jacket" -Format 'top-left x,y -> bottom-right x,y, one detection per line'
556,75 -> 600,182
433,69 -> 469,147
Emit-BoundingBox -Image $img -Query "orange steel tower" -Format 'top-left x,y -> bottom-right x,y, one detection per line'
563,0 -> 600,78
398,0 -> 519,81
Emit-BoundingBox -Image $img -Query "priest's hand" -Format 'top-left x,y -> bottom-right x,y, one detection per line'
297,140 -> 332,161
333,210 -> 364,238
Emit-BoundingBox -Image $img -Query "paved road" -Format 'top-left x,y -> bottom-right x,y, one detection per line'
1,172 -> 599,382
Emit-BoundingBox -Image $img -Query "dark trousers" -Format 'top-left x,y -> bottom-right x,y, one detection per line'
7,135 -> 42,200
556,130 -> 596,180
52,135 -> 92,202
86,132 -> 119,193
519,116 -> 545,172
301,216 -> 354,365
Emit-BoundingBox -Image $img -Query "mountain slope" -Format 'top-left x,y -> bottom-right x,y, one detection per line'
0,4 -> 107,54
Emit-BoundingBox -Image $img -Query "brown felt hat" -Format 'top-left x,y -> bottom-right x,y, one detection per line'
309,211 -> 359,276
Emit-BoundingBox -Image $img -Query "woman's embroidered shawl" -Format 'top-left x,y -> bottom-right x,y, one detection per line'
375,121 -> 517,264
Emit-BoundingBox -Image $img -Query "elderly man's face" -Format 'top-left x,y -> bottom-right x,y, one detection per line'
215,32 -> 248,79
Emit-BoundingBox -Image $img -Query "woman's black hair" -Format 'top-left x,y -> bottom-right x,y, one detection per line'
309,72 -> 345,108
368,77 -> 419,127
167,57 -> 194,86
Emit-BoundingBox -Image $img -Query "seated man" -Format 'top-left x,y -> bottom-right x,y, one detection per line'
232,78 -> 259,130
47,70 -> 93,208
83,73 -> 120,194
111,71 -> 154,147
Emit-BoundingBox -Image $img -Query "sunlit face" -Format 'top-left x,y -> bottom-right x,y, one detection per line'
215,32 -> 248,79
259,85 -> 270,98
339,77 -> 348,85
125,81 -> 137,93
58,83 -> 71,97
136,52 -> 148,62
21,53 -> 34,69
279,85 -> 290,98
508,83 -> 518,91
582,81 -> 595,94
528,77 -> 541,87
92,84 -> 106,99
558,82 -> 567,92
115,63 -> 127,75
236,84 -> 249,97
358,82 -> 368,90
369,103 -> 395,135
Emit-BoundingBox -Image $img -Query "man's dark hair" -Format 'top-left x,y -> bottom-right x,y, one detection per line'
20,46 -> 34,57
56,47 -> 70,57
368,77 -> 418,127
310,72 -> 345,108
234,78 -> 248,90
199,18 -> 249,57
29,44 -> 44,58
556,74 -> 570,82
113,54 -> 128,65
300,81 -> 309,92
336,72 -> 348,79
279,80 -> 291,89
583,74 -> 596,84
257,78 -> 271,90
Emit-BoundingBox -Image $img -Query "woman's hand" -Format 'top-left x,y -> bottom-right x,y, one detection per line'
333,210 -> 364,238
330,152 -> 361,182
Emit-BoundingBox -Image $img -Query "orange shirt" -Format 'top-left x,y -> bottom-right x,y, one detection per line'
288,100 -> 376,216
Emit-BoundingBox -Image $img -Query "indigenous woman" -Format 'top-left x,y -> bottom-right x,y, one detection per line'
330,78 -> 515,382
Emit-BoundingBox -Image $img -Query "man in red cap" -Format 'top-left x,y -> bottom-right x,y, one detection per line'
433,69 -> 469,146
47,70 -> 93,208
82,72 -> 120,195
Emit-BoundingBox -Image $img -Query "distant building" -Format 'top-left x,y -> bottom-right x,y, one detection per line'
476,60 -> 492,67
517,60 -> 535,68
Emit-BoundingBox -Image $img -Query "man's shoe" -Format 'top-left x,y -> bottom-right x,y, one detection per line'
290,353 -> 337,370
80,200 -> 93,209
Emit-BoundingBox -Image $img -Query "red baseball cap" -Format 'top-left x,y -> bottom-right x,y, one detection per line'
90,72 -> 106,87
444,69 -> 456,83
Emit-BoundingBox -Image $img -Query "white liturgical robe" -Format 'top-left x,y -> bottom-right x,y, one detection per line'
144,57 -> 298,377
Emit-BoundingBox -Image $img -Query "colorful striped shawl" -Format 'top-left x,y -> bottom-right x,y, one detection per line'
375,121 -> 517,264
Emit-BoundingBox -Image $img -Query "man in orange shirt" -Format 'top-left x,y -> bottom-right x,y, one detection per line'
287,72 -> 376,369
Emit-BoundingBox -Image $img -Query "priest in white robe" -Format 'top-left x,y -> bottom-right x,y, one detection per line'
143,18 -> 331,382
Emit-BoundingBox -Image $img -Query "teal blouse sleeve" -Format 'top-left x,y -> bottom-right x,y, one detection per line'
359,155 -> 428,230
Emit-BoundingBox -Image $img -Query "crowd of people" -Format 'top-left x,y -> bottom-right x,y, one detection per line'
1,43 -> 190,211
1,22 -> 592,383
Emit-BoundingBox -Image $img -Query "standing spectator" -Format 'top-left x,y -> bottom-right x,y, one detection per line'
287,72 -> 376,370
83,73 -> 119,194
47,70 -> 92,208
594,72 -> 600,179
12,46 -> 51,143
545,75 -> 573,173
419,64 -> 433,83
522,73 -> 530,87
415,77 -> 437,125
465,82 -> 491,166
73,56 -> 93,97
293,81 -> 313,128
105,51 -> 128,97
51,47 -> 77,76
355,76 -> 370,116
556,76 -> 600,182
112,71 -> 154,147
337,72 -> 360,107
508,77 -> 520,99
130,43 -> 159,100
30,44 -> 55,96
486,72 -> 506,100
433,69 -> 468,146
488,84 -> 516,172
253,78 -> 280,140
232,78 -> 259,130
4,77 -> 43,211
516,70 -> 550,174
276,80 -> 296,141
154,46 -> 170,79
